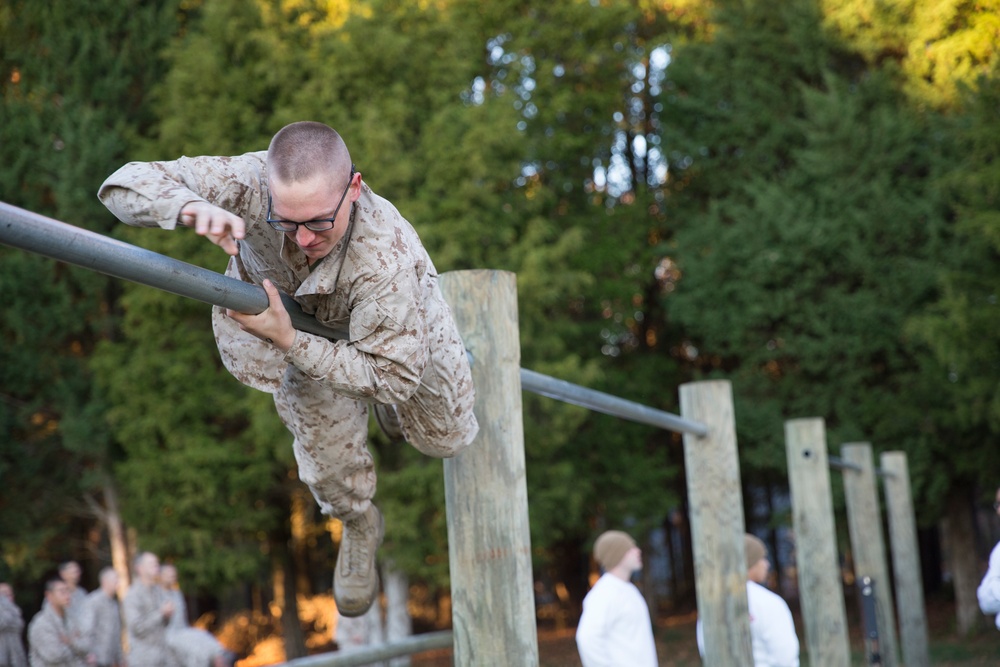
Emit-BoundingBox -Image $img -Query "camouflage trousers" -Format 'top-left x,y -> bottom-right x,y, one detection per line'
273,363 -> 478,521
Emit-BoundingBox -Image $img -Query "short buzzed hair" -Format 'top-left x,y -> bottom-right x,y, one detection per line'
132,551 -> 153,572
45,576 -> 66,593
267,121 -> 351,184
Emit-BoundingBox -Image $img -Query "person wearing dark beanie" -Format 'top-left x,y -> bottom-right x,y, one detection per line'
575,530 -> 657,667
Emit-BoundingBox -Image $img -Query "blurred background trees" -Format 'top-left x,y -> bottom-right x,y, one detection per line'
2,0 -> 999,652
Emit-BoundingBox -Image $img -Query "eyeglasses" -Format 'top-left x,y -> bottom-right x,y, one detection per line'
994,501 -> 1000,510
266,164 -> 356,232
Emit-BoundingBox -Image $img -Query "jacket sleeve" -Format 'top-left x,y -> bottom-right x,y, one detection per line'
284,265 -> 428,404
123,589 -> 166,639
0,600 -> 21,632
71,597 -> 96,655
97,152 -> 266,230
28,615 -> 76,662
575,599 -> 613,667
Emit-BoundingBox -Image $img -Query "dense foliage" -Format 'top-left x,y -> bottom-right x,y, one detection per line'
2,0 -> 998,634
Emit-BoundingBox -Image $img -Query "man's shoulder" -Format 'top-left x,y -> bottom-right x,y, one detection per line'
586,573 -> 633,599
124,583 -> 149,600
747,581 -> 791,610
28,607 -> 55,630
356,186 -> 422,241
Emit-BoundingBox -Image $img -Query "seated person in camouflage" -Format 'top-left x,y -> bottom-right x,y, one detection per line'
160,565 -> 236,667
98,121 -> 479,617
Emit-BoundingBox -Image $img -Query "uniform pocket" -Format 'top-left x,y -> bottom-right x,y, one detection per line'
349,297 -> 389,343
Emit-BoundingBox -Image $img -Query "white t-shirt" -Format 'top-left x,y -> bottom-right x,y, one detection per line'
696,581 -> 800,667
977,540 -> 1000,629
576,573 -> 658,667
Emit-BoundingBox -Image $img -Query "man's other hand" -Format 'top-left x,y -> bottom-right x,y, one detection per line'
179,201 -> 245,256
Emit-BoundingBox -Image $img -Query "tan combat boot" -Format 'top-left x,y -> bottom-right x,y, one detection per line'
334,504 -> 385,617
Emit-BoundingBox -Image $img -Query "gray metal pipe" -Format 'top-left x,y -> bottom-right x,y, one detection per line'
0,201 -> 346,341
829,454 -> 892,478
520,368 -> 709,437
280,630 -> 453,667
0,201 -> 706,437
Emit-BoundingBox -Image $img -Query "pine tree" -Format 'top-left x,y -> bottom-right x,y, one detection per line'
0,0 -> 183,594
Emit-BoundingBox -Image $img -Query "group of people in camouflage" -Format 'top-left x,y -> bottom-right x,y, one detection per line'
0,556 -> 235,667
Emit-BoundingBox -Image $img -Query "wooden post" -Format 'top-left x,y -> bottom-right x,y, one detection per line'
784,418 -> 850,666
880,451 -> 930,667
438,270 -> 538,666
842,443 -> 899,667
679,380 -> 752,666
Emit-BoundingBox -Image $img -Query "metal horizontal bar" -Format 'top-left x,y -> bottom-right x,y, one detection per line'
828,455 -> 893,478
0,202 -> 346,341
281,630 -> 453,667
0,201 -> 705,436
828,455 -> 863,472
520,368 -> 708,437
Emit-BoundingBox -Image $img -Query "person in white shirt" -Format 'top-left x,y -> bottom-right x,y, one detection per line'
696,533 -> 800,667
977,485 -> 1000,629
575,530 -> 657,667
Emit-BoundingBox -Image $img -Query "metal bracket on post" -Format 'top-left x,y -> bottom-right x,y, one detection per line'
858,576 -> 882,666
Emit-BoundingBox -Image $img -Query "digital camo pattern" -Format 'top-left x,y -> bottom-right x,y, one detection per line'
99,152 -> 478,520
122,583 -> 174,667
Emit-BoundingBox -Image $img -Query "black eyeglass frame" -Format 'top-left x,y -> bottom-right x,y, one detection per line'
266,164 -> 356,232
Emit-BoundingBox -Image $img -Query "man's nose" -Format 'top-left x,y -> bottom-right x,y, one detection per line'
295,225 -> 316,244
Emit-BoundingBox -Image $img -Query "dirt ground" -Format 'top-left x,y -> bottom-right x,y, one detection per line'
408,604 -> 1000,667
231,596 -> 1000,665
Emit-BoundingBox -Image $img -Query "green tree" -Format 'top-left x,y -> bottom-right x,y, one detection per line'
657,0 -> 947,471
821,0 -> 1000,107
908,66 -> 1000,633
0,0 -> 183,598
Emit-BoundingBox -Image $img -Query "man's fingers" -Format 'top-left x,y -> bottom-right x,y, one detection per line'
263,280 -> 285,311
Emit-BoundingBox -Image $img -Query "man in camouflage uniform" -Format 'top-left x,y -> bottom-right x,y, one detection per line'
123,553 -> 174,667
98,121 -> 479,617
27,578 -> 94,667
0,583 -> 27,667
160,564 -> 235,667
80,569 -> 124,667
57,562 -> 88,634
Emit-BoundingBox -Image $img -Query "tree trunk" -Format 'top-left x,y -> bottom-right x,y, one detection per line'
102,474 -> 131,598
941,486 -> 986,635
383,561 -> 411,667
273,536 -> 308,658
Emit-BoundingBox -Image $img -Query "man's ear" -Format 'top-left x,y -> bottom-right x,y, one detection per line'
350,172 -> 363,202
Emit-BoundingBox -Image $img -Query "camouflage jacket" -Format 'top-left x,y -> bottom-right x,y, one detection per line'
99,152 -> 477,450
27,606 -> 85,667
122,583 -> 172,667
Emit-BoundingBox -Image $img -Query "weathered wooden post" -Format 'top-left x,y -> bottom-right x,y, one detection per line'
679,380 -> 752,666
784,418 -> 850,666
438,270 -> 538,666
880,451 -> 930,667
842,443 -> 899,667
